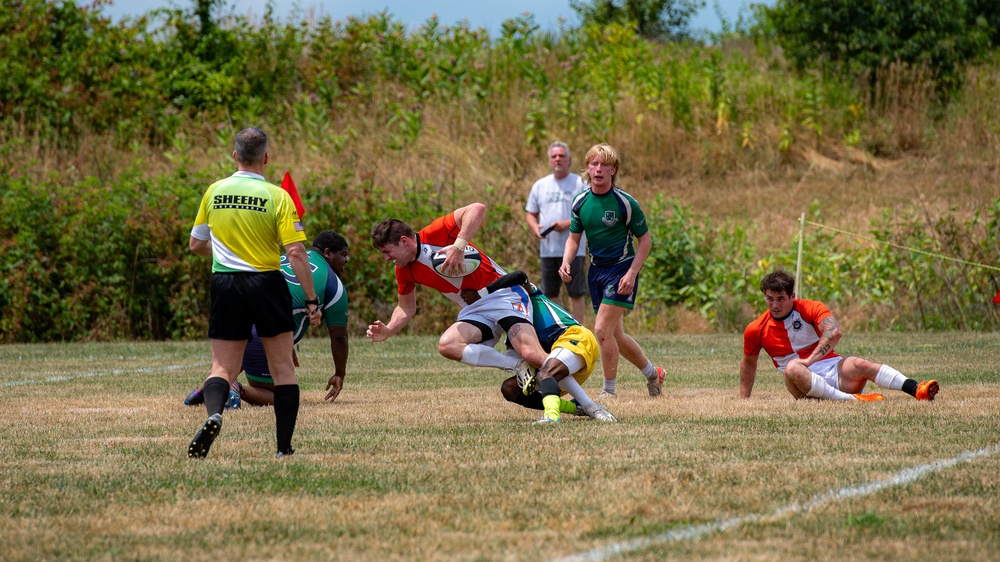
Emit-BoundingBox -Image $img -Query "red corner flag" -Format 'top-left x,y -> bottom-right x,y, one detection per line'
280,171 -> 305,219
994,289 -> 1000,304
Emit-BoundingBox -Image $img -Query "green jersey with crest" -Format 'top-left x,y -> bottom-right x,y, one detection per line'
569,187 -> 649,267
280,250 -> 348,343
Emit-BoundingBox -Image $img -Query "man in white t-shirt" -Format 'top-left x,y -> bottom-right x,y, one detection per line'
525,141 -> 588,322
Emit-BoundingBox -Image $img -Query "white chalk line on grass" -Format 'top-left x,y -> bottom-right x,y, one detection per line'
2,362 -> 209,387
554,443 -> 1000,562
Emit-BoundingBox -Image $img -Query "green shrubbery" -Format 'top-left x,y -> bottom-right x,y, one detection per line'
2,163 -> 997,341
2,1 -> 999,341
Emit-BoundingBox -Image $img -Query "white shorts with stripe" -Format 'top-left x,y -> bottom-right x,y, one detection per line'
457,286 -> 532,346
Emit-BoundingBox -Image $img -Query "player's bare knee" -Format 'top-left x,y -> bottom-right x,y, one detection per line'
540,359 -> 569,381
846,357 -> 880,376
436,340 -> 463,361
783,365 -> 809,386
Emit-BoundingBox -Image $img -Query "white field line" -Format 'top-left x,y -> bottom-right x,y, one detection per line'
554,443 -> 1000,562
2,362 -> 209,387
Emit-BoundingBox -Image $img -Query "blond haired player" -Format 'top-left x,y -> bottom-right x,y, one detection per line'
559,143 -> 667,398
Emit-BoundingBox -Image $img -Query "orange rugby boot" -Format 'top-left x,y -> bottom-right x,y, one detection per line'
915,380 -> 939,401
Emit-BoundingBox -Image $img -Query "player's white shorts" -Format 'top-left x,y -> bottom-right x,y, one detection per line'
805,356 -> 845,389
457,286 -> 532,346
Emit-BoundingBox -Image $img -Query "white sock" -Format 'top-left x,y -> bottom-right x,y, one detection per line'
460,344 -> 519,370
640,361 -> 656,379
603,379 -> 617,394
805,373 -> 855,401
558,376 -> 596,410
873,364 -> 906,390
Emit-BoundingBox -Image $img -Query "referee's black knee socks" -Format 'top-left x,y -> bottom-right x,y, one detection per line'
203,377 -> 230,417
273,384 -> 300,454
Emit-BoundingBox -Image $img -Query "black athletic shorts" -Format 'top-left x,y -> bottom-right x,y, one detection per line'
540,256 -> 587,298
209,271 -> 294,340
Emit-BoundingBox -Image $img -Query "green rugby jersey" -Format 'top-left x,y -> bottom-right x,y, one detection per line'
528,286 -> 579,353
569,187 -> 649,267
280,250 -> 348,343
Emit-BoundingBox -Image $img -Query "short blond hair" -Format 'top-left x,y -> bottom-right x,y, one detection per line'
582,143 -> 620,186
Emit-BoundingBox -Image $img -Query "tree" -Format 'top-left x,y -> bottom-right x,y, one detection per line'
570,0 -> 705,41
967,0 -> 1000,48
756,0 -> 992,93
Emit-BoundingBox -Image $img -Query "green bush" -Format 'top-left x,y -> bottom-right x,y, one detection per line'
756,0 -> 993,93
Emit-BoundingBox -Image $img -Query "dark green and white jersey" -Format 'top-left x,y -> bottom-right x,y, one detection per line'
569,187 -> 649,267
529,286 -> 579,353
280,250 -> 348,343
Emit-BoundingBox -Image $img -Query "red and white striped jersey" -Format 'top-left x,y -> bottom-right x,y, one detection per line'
743,299 -> 839,371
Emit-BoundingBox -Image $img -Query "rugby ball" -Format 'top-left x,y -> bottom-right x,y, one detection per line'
431,247 -> 483,278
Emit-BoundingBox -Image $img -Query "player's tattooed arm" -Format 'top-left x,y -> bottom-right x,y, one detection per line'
804,315 -> 842,365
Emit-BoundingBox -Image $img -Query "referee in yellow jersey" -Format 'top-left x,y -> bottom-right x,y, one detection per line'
187,127 -> 321,459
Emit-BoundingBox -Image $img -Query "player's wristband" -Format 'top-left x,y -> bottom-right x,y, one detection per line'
453,237 -> 468,252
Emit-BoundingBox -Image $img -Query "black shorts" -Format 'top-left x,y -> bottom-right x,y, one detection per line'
209,271 -> 294,340
540,256 -> 587,298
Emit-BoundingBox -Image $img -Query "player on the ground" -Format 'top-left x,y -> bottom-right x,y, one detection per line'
460,271 -> 616,423
559,143 -> 666,398
367,203 -> 548,379
184,231 -> 351,406
741,270 -> 940,402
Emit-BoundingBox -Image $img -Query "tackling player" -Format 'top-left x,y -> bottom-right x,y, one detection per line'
461,271 -> 617,423
741,270 -> 940,402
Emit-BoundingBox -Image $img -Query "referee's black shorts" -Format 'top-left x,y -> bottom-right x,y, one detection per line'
209,271 -> 294,340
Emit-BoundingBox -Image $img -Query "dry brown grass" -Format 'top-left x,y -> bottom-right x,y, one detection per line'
1,334 -> 998,560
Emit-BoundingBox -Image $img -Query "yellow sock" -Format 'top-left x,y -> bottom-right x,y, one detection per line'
542,394 -> 561,421
559,398 -> 577,414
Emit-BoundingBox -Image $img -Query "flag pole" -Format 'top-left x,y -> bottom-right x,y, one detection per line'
794,212 -> 805,297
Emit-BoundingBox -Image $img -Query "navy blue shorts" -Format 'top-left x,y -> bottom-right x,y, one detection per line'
209,271 -> 294,340
241,327 -> 273,383
588,259 -> 639,311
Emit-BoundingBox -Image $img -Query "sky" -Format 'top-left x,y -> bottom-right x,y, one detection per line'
100,1 -> 764,35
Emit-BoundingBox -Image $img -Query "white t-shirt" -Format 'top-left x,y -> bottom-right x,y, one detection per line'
525,173 -> 587,258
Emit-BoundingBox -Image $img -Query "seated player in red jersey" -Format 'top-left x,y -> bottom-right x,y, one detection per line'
741,270 -> 939,402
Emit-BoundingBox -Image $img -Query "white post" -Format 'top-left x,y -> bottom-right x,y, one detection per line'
794,212 -> 805,297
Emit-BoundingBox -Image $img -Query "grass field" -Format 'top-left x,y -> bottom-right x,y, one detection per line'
1,333 -> 998,561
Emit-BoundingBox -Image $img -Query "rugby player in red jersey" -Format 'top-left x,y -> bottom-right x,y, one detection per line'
741,270 -> 939,402
368,203 -> 548,381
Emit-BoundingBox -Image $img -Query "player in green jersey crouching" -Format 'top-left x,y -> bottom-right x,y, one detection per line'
184,231 -> 350,407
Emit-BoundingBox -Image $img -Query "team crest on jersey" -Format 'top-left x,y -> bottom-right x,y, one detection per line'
510,301 -> 526,314
792,319 -> 803,330
602,210 -> 618,226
